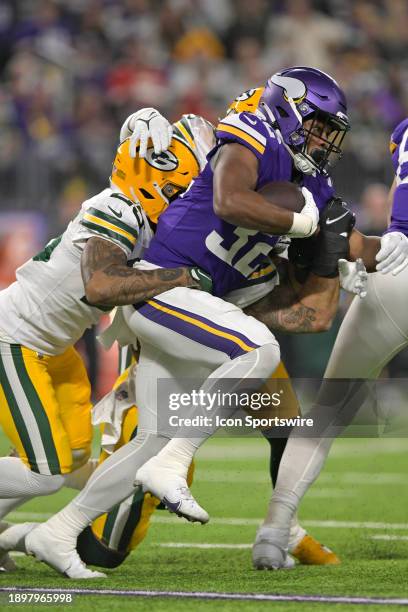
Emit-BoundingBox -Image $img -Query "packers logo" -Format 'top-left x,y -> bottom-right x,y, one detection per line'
145,148 -> 179,172
235,88 -> 257,102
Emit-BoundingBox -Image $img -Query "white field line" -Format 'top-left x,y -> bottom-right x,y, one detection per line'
158,543 -> 251,549
8,536 -> 408,556
159,534 -> 408,548
369,535 -> 408,541
196,470 -> 406,485
9,512 -> 408,531
0,586 -> 407,606
197,438 -> 408,460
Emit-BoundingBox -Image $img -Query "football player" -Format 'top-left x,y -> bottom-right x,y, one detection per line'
23,67 -> 362,578
0,108 -> 212,576
246,117 -> 408,569
74,104 -> 355,570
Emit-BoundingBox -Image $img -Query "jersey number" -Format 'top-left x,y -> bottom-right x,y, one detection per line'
205,228 -> 272,276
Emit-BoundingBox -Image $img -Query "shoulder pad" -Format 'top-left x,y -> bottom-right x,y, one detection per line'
227,87 -> 264,115
216,112 -> 276,158
390,118 -> 408,153
79,189 -> 144,253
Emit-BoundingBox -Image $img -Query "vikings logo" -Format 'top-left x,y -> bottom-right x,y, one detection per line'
270,74 -> 307,103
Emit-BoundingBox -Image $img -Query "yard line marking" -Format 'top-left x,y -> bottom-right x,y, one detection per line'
303,520 -> 408,530
8,512 -> 408,531
151,517 -> 408,530
319,473 -> 408,485
197,438 -> 408,460
369,535 -> 408,541
158,543 -> 251,549
1,586 -> 408,605
197,470 -> 406,485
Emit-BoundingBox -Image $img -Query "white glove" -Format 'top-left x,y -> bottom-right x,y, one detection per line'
119,108 -> 173,158
339,258 -> 368,298
287,187 -> 319,238
376,231 -> 408,276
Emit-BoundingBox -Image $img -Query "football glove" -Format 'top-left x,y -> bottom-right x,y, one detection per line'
288,236 -> 317,269
119,108 -> 173,158
319,197 -> 356,237
311,231 -> 350,278
287,187 -> 319,238
189,267 -> 213,293
339,258 -> 368,298
376,231 -> 408,276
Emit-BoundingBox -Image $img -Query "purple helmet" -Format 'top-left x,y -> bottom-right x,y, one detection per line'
259,66 -> 350,175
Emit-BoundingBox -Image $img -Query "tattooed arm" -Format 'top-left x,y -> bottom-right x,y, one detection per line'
81,237 -> 201,307
245,264 -> 339,333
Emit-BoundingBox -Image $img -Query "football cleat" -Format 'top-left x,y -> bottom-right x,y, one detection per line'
0,521 -> 37,553
0,522 -> 21,572
252,526 -> 295,570
0,554 -> 17,572
26,523 -> 106,579
136,458 -> 209,524
290,534 -> 340,565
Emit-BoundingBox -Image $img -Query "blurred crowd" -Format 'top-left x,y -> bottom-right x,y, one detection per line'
1,0 -> 407,225
0,0 -> 407,378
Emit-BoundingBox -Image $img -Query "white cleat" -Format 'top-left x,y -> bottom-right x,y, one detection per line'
26,523 -> 106,579
136,458 -> 209,524
0,522 -> 22,571
252,526 -> 295,570
0,553 -> 18,572
0,521 -> 37,554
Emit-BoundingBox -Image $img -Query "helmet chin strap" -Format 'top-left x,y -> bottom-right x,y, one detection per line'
292,152 -> 316,175
259,101 -> 316,175
279,138 -> 316,176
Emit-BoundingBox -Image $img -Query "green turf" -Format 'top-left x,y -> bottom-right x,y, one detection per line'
1,432 -> 408,610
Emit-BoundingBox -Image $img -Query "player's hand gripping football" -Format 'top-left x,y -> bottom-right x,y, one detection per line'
376,231 -> 408,276
119,108 -> 173,158
287,187 -> 320,238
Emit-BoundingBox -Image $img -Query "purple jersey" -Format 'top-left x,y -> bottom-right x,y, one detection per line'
384,118 -> 408,237
145,112 -> 334,297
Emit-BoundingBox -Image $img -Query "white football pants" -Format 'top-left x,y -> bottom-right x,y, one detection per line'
267,268 -> 408,527
72,287 -> 280,520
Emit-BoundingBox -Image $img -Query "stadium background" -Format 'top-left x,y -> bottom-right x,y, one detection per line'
0,0 -> 407,398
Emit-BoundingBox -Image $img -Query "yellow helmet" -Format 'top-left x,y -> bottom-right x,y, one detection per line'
227,87 -> 264,115
110,115 -> 202,224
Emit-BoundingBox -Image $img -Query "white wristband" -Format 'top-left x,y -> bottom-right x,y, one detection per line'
287,212 -> 313,238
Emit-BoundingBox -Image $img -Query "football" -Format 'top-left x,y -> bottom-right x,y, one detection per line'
257,181 -> 305,213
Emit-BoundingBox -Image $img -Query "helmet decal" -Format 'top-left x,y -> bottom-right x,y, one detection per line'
270,74 -> 306,102
235,88 -> 257,102
145,148 -> 179,172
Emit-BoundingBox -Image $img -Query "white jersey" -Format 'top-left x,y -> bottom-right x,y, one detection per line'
0,188 -> 151,355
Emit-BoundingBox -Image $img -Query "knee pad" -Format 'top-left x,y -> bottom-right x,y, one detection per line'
71,447 -> 91,472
